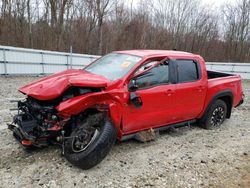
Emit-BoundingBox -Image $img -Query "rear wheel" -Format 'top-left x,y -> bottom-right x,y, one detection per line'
199,99 -> 227,129
64,114 -> 117,169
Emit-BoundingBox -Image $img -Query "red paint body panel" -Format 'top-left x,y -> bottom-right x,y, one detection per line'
197,75 -> 243,118
56,91 -> 125,138
19,50 -> 244,140
19,69 -> 109,100
122,84 -> 177,133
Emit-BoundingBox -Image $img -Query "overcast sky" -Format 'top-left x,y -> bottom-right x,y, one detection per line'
127,0 -> 236,9
199,0 -> 235,7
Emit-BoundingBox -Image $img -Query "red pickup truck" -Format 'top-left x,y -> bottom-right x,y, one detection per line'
8,50 -> 244,169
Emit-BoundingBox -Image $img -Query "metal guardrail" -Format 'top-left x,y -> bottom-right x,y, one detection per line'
206,62 -> 250,80
0,45 -> 250,79
0,45 -> 100,75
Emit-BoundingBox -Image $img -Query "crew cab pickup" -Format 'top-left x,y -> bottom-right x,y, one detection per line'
8,50 -> 244,169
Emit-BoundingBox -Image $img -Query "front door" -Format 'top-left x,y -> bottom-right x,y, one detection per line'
122,62 -> 177,134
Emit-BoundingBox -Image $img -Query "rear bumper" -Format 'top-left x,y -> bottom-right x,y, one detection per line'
235,95 -> 244,108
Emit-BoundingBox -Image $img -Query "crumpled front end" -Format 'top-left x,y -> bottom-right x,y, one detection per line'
8,82 -> 107,148
8,69 -> 110,148
8,98 -> 69,148
19,69 -> 109,100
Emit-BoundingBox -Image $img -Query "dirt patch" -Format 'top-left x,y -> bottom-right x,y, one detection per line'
0,77 -> 249,188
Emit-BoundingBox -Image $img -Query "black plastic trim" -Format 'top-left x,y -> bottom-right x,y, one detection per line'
203,90 -> 234,119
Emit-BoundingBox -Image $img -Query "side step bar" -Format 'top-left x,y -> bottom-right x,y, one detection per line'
121,119 -> 196,142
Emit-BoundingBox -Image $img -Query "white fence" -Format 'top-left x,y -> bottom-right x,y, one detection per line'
0,45 -> 250,79
0,45 -> 99,75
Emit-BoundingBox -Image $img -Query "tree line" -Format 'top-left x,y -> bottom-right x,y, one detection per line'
0,0 -> 250,62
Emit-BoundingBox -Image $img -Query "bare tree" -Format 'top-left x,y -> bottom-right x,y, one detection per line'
223,0 -> 250,61
0,0 -> 249,62
46,0 -> 72,50
87,0 -> 113,54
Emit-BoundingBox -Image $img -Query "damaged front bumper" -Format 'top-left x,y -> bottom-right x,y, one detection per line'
8,114 -> 46,147
8,98 -> 71,148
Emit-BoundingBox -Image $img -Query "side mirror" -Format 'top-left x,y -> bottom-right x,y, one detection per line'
130,92 -> 143,108
128,79 -> 138,92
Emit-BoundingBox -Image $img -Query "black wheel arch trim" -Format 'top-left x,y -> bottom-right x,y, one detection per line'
203,89 -> 234,119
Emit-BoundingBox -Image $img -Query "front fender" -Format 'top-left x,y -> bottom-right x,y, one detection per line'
56,92 -> 124,138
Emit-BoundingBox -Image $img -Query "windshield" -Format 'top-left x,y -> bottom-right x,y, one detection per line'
85,53 -> 142,81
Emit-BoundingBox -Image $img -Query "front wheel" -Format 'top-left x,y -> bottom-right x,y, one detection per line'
64,114 -> 117,170
199,99 -> 227,130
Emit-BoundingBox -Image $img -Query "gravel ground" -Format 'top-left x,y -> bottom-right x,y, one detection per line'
0,76 -> 249,188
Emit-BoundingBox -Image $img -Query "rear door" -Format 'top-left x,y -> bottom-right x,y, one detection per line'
172,59 -> 207,121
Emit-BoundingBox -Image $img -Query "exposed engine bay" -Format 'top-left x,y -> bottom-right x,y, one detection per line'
8,86 -> 102,148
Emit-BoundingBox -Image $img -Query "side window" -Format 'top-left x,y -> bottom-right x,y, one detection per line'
135,60 -> 159,75
135,64 -> 169,89
176,60 -> 200,83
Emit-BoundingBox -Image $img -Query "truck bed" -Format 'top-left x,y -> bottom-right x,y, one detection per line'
205,70 -> 243,109
207,70 -> 234,79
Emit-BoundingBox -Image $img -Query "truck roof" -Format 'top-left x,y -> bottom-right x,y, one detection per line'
115,49 -> 194,58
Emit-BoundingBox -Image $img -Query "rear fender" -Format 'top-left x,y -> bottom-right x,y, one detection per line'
200,90 -> 233,119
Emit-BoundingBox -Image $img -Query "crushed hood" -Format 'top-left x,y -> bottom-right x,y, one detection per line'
19,69 -> 109,100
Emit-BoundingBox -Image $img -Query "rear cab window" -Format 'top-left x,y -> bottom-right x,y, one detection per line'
175,60 -> 201,83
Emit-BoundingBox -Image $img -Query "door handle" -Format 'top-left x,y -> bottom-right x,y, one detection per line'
165,89 -> 174,96
197,86 -> 205,92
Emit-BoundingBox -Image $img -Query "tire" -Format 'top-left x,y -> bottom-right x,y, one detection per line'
199,99 -> 227,130
64,116 -> 117,170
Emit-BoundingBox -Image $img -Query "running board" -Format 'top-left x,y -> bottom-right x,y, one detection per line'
121,119 -> 197,142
